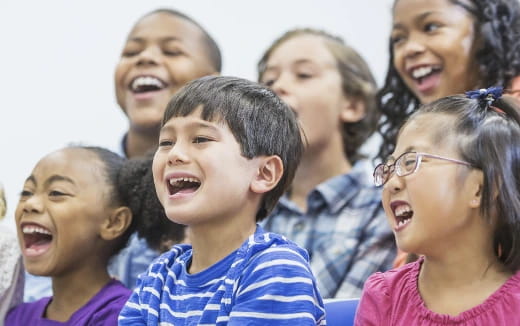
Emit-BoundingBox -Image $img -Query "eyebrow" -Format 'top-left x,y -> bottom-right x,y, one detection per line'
387,146 -> 417,162
128,36 -> 181,43
392,11 -> 436,30
24,174 -> 76,187
45,175 -> 76,187
161,120 -> 221,133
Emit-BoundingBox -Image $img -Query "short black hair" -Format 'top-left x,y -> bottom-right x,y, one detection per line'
146,8 -> 222,73
409,93 -> 520,272
377,0 -> 520,162
162,76 -> 304,221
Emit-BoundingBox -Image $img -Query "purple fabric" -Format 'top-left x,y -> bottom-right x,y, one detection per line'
5,279 -> 130,326
355,257 -> 520,325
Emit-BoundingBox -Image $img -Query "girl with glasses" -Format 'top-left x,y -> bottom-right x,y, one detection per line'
355,87 -> 520,325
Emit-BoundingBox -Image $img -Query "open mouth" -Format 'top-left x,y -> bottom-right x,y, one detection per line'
167,177 -> 201,196
21,223 -> 53,255
129,75 -> 167,94
410,65 -> 441,85
391,202 -> 413,229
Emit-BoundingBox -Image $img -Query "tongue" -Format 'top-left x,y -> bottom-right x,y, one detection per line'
24,234 -> 52,257
174,186 -> 198,195
416,72 -> 441,94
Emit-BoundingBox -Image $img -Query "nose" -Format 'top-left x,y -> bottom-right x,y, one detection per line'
136,45 -> 161,67
271,73 -> 291,97
167,141 -> 190,166
383,172 -> 404,194
402,37 -> 426,59
21,195 -> 44,215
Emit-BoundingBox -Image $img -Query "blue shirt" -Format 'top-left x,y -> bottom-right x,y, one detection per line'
262,160 -> 396,298
119,226 -> 326,325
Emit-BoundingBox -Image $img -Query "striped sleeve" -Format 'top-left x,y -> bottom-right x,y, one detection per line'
228,245 -> 326,325
118,249 -> 181,325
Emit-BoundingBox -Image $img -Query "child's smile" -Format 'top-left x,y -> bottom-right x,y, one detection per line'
390,200 -> 413,231
153,110 -> 263,227
20,222 -> 53,258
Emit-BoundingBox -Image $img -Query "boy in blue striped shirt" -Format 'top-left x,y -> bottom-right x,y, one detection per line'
118,76 -> 326,325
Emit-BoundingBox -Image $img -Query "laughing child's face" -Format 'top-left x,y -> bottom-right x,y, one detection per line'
15,148 -> 114,276
114,12 -> 216,131
152,108 -> 265,227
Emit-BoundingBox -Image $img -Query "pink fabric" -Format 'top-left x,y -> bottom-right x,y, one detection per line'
355,257 -> 520,325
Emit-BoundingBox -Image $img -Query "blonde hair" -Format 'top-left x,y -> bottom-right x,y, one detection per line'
0,183 -> 6,219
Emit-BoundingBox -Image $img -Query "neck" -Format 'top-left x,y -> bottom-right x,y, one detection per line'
290,144 -> 351,211
46,263 -> 111,322
187,219 -> 257,274
125,125 -> 160,158
418,238 -> 511,315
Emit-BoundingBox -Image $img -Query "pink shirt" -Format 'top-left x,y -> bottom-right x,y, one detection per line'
355,257 -> 520,325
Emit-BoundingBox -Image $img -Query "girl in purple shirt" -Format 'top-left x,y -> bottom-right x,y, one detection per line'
5,146 -> 161,326
356,88 -> 520,325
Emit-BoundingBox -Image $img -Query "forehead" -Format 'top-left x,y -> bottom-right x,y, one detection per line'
393,0 -> 474,23
396,113 -> 455,152
267,34 -> 336,66
128,12 -> 204,43
30,149 -> 105,186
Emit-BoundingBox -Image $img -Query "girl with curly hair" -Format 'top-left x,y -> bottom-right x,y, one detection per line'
377,0 -> 520,163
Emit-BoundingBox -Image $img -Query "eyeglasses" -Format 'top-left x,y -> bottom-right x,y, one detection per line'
373,151 -> 473,187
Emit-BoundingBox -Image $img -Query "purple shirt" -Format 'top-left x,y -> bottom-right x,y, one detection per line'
355,257 -> 520,325
5,279 -> 130,326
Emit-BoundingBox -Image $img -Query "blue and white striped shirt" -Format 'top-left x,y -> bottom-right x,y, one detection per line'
118,226 -> 326,325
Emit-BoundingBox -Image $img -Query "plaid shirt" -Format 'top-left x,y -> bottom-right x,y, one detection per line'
262,161 -> 396,298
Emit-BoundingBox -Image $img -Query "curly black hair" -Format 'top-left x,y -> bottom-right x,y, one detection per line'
376,0 -> 520,162
117,153 -> 185,252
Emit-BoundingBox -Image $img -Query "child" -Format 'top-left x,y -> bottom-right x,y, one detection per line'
118,76 -> 326,325
377,0 -> 520,268
5,146 -> 162,325
0,183 -> 24,322
110,6 -> 222,287
355,87 -> 520,325
258,28 -> 396,298
377,0 -> 520,162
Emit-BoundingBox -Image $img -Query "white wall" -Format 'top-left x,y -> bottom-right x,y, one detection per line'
0,0 -> 394,227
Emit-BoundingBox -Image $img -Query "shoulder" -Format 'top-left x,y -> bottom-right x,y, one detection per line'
5,298 -> 49,324
78,280 -> 132,325
242,229 -> 310,265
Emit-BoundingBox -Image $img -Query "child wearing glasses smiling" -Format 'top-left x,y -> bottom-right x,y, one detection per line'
355,87 -> 520,325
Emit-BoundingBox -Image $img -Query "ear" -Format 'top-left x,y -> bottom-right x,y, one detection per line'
250,155 -> 284,195
468,170 -> 484,209
340,96 -> 366,123
100,206 -> 132,241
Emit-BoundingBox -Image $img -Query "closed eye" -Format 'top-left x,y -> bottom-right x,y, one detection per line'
20,190 -> 33,198
193,136 -> 212,144
159,140 -> 174,147
49,190 -> 68,197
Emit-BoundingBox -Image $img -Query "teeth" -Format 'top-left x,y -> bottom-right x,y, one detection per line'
397,218 -> 412,228
394,205 -> 412,217
169,177 -> 200,185
131,76 -> 164,90
411,66 -> 433,79
22,226 -> 51,235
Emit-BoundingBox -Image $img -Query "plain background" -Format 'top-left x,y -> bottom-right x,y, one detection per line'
0,0 -> 394,227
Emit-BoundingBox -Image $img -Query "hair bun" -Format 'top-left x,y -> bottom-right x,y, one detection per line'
465,86 -> 503,105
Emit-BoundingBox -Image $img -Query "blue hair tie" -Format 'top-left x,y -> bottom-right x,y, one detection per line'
465,86 -> 503,104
